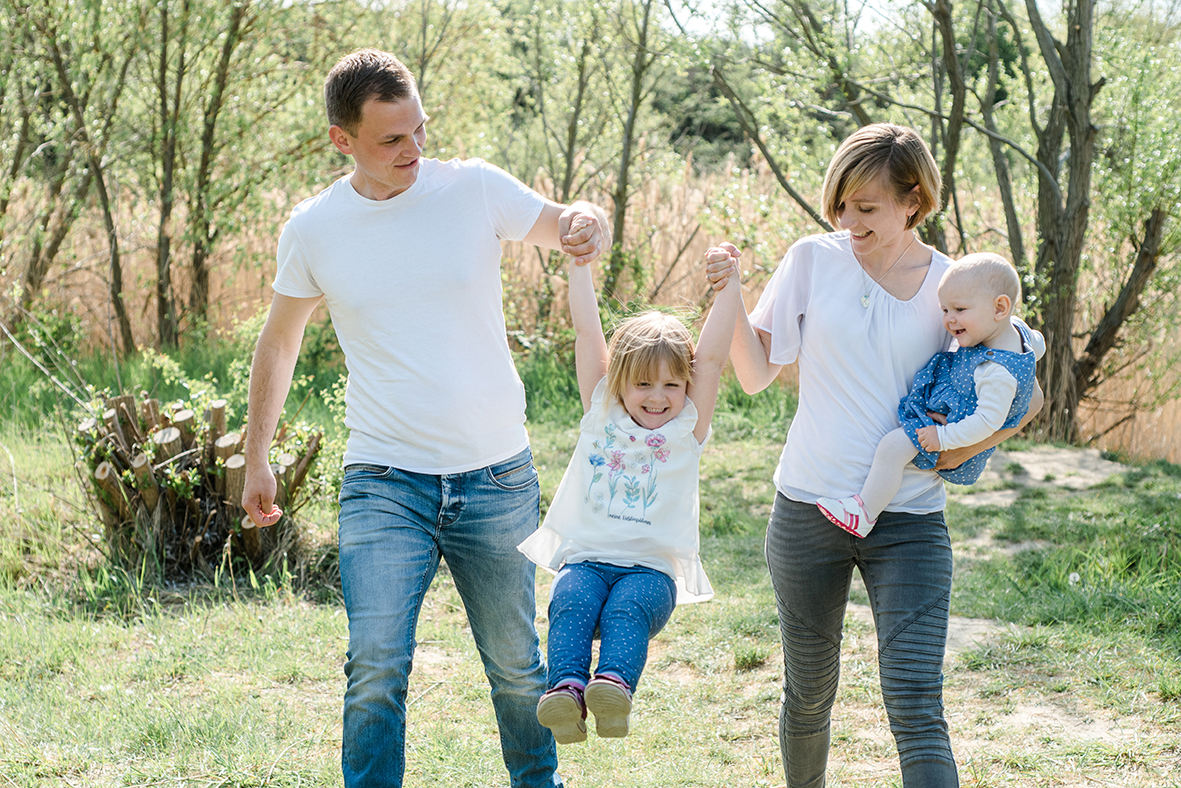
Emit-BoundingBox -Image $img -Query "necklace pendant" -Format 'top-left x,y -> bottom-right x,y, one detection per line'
860,294 -> 870,308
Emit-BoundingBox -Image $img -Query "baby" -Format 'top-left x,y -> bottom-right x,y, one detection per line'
818,252 -> 1045,537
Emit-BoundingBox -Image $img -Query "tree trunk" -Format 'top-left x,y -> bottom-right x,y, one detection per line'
18,163 -> 88,318
0,94 -> 30,241
155,0 -> 190,348
40,2 -> 138,355
92,162 -> 136,355
980,1 -> 1027,271
929,0 -> 966,254
189,0 -> 248,323
602,0 -> 657,303
1074,208 -> 1167,393
1023,0 -> 1101,442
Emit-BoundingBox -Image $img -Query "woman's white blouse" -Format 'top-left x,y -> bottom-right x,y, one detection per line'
749,231 -> 954,513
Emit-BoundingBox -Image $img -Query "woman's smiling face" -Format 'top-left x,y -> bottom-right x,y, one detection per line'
836,175 -> 919,260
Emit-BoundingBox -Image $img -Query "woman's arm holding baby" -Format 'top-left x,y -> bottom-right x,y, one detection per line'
935,380 -> 1043,469
936,321 -> 1047,469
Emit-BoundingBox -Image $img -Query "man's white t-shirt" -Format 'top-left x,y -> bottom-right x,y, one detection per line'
750,232 -> 954,514
273,158 -> 545,474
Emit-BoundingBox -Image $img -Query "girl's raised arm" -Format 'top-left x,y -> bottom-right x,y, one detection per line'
705,243 -> 783,395
568,257 -> 609,414
687,251 -> 742,443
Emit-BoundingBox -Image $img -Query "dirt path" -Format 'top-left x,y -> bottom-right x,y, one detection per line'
951,444 -> 1127,507
847,445 -> 1129,654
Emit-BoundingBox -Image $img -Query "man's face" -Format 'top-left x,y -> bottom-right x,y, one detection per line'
329,94 -> 428,201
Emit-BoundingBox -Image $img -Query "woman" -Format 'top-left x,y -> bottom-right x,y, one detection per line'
705,123 -> 1041,787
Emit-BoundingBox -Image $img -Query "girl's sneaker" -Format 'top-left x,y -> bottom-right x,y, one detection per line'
585,673 -> 633,738
816,495 -> 876,538
536,684 -> 587,744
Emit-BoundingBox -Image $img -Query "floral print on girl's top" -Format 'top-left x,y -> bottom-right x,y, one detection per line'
588,426 -> 670,517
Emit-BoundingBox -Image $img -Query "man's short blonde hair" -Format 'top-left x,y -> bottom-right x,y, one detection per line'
942,252 -> 1022,306
605,312 -> 695,406
821,123 -> 942,230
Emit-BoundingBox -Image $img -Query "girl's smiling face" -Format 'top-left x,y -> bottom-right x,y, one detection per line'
620,359 -> 688,430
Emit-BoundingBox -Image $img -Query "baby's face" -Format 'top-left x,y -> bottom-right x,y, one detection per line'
938,278 -> 1005,347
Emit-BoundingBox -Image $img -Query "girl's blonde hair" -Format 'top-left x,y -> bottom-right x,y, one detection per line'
605,312 -> 694,406
821,123 -> 942,230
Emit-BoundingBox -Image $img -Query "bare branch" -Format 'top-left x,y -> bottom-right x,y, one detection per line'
711,65 -> 832,232
1075,208 -> 1167,394
841,75 -> 1064,204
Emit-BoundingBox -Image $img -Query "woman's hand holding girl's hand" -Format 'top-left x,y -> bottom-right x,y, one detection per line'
704,242 -> 741,291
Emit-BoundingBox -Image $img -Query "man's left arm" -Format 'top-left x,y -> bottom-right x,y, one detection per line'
524,200 -> 611,266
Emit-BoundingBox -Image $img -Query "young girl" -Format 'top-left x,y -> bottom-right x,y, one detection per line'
518,245 -> 742,744
817,252 -> 1045,537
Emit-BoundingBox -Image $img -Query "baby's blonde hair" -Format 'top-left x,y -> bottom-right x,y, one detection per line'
606,312 -> 695,407
941,252 -> 1022,309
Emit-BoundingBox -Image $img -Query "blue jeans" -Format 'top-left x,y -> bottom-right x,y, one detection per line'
546,561 -> 677,692
337,448 -> 560,788
765,494 -> 959,788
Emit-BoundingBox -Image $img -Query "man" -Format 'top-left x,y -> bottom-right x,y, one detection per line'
242,49 -> 607,788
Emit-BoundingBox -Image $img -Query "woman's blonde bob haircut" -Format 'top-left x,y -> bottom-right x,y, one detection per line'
605,311 -> 695,407
821,123 -> 942,231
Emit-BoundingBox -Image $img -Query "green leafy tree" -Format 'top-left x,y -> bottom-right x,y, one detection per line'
373,0 -> 514,161
1073,20 -> 1181,430
500,0 -> 615,331
599,0 -> 676,302
126,0 -> 340,347
27,0 -> 142,355
2,2 -> 87,328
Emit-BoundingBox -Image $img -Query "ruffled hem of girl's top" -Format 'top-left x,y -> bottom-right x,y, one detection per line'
517,527 -> 714,605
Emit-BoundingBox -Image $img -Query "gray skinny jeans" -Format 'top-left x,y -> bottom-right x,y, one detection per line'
765,493 -> 959,788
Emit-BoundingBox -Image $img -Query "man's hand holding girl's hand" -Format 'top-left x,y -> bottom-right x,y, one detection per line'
560,203 -> 609,265
704,242 -> 741,291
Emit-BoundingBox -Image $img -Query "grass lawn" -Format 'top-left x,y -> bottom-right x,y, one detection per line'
1,415 -> 1180,787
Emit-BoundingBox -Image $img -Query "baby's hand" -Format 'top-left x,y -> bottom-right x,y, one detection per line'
916,425 -> 941,452
704,242 -> 740,291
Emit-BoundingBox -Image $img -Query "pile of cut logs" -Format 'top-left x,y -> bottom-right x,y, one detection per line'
77,391 -> 321,577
